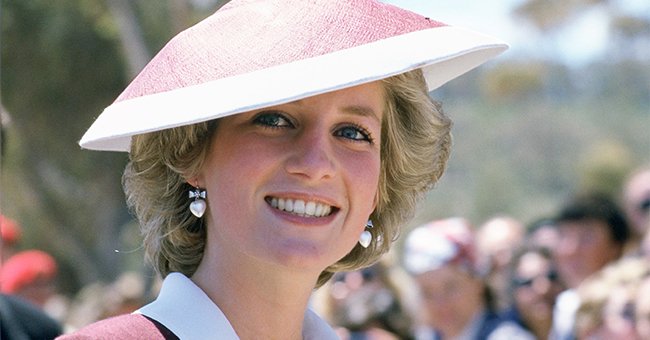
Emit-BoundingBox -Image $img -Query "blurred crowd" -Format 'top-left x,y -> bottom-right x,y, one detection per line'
1,165 -> 649,339
314,165 -> 650,340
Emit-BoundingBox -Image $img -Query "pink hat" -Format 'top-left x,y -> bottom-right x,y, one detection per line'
403,217 -> 478,275
80,0 -> 507,152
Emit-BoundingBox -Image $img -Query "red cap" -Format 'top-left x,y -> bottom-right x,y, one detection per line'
1,250 -> 58,293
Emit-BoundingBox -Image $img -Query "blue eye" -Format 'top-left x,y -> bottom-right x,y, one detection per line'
253,112 -> 293,128
335,125 -> 373,143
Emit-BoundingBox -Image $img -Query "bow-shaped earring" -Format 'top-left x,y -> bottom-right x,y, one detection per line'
359,220 -> 373,248
189,187 -> 207,218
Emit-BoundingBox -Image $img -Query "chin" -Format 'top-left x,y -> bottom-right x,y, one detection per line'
264,240 -> 338,270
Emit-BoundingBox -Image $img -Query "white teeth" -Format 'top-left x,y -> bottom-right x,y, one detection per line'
293,200 -> 305,214
269,197 -> 333,217
305,201 -> 316,216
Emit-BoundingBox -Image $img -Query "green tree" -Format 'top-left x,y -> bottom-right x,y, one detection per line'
1,0 -> 225,292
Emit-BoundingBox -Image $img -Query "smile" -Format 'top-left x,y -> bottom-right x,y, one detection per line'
267,196 -> 334,217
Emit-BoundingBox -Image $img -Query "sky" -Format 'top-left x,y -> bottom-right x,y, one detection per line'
384,0 -> 523,42
385,0 -> 650,66
189,0 -> 650,66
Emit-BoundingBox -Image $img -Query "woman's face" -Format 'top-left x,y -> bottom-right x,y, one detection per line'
196,82 -> 384,276
415,266 -> 484,338
513,252 -> 562,325
555,220 -> 621,288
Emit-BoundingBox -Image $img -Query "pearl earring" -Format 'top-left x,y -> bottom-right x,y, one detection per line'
189,187 -> 207,218
359,220 -> 373,248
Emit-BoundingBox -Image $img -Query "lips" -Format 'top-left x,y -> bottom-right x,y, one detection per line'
267,196 -> 334,217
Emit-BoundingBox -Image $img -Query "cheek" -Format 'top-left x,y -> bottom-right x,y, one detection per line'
348,158 -> 381,205
515,289 -> 536,304
205,135 -> 277,191
587,235 -> 618,258
214,137 -> 271,175
202,147 -> 262,219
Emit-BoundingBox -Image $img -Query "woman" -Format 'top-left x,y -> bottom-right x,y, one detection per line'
61,0 -> 506,338
502,246 -> 565,339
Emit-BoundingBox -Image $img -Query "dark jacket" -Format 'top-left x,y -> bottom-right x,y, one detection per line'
0,293 -> 63,340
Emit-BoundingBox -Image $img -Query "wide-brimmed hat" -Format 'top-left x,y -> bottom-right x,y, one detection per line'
80,0 -> 507,152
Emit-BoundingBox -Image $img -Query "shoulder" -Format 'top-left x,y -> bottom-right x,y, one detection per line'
480,311 -> 534,340
486,320 -> 536,340
57,314 -> 178,340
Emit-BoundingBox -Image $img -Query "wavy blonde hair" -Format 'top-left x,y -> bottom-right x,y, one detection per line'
123,69 -> 452,287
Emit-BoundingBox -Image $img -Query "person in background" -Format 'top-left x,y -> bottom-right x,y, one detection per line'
403,218 -> 533,340
57,0 -> 507,338
312,256 -> 418,339
502,246 -> 564,340
1,249 -> 59,308
620,166 -> 650,256
63,271 -> 149,332
0,245 -> 64,339
475,215 -> 526,312
0,108 -> 63,340
574,257 -> 648,340
0,293 -> 64,340
525,218 -> 560,252
550,193 -> 630,340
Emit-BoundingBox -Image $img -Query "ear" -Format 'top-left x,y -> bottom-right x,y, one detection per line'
184,176 -> 202,188
372,190 -> 380,211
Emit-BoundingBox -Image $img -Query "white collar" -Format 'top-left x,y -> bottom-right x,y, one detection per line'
135,273 -> 238,339
135,272 -> 338,340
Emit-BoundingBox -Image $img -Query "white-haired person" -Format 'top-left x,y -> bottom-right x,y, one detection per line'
59,0 -> 506,338
403,218 -> 533,340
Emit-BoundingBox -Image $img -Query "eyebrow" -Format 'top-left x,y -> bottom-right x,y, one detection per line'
341,105 -> 381,122
288,100 -> 381,123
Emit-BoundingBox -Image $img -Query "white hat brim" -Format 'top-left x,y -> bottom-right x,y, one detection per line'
80,26 -> 506,152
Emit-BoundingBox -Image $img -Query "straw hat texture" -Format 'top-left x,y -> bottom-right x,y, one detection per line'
80,0 -> 507,151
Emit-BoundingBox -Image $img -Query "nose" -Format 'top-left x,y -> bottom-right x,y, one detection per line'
284,128 -> 336,181
531,277 -> 551,295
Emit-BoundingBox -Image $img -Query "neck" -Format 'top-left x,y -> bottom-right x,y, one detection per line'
439,306 -> 484,339
191,247 -> 320,340
530,320 -> 552,340
523,313 -> 552,340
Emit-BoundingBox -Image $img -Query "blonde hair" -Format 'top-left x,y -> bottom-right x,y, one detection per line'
575,257 -> 650,338
123,69 -> 452,287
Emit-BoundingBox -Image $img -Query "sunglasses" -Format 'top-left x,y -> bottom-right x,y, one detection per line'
640,198 -> 650,213
513,270 -> 559,288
